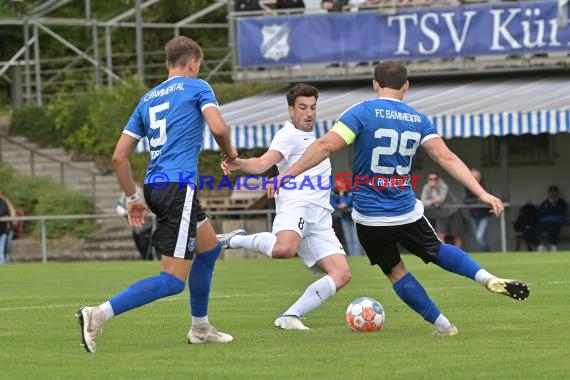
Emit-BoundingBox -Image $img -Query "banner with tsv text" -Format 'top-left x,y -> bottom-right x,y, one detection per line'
235,1 -> 570,67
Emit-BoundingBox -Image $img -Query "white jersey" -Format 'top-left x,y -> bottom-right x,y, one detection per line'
269,121 -> 333,212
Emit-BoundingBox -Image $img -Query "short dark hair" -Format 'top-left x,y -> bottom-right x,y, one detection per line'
548,185 -> 559,192
374,61 -> 408,90
165,36 -> 203,68
286,83 -> 319,106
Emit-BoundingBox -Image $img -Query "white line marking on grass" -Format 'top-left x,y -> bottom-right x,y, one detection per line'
6,280 -> 568,313
0,291 -> 300,312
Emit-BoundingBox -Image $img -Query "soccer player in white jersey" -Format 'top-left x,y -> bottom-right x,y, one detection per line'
218,83 -> 351,330
76,36 -> 237,352
268,61 -> 529,336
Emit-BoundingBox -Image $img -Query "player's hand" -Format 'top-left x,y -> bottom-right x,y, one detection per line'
127,200 -> 148,228
221,146 -> 238,163
266,175 -> 279,199
220,159 -> 241,175
266,175 -> 293,199
478,192 -> 504,216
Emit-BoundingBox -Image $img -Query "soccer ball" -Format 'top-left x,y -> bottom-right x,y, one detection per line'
345,296 -> 385,333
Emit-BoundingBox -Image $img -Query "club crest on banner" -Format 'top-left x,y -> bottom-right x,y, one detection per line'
260,24 -> 290,61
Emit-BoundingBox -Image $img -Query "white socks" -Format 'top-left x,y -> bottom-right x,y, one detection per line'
474,269 -> 494,284
97,301 -> 115,324
192,316 -> 209,326
230,232 -> 276,258
434,313 -> 453,332
284,275 -> 336,317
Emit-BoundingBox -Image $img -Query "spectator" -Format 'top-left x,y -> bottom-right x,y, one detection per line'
348,0 -> 381,10
463,168 -> 491,252
321,0 -> 348,11
0,191 -> 16,264
330,181 -> 363,256
276,0 -> 305,9
524,185 -> 568,251
421,172 -> 464,248
234,0 -> 262,12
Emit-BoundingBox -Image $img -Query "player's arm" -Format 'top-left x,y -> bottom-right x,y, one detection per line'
422,136 -> 503,215
233,150 -> 283,175
112,133 -> 140,199
203,106 -> 237,159
112,133 -> 148,227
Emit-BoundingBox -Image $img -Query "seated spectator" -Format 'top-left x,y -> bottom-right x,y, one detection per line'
234,0 -> 262,12
420,172 -> 464,248
348,0 -> 381,10
524,185 -> 568,251
276,0 -> 305,9
321,0 -> 348,11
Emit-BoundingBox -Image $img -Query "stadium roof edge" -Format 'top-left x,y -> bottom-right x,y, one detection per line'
136,74 -> 570,152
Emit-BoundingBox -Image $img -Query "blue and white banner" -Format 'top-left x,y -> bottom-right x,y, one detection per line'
236,1 -> 570,67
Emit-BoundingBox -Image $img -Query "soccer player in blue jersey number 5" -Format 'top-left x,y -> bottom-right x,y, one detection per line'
76,36 -> 238,352
269,61 -> 530,336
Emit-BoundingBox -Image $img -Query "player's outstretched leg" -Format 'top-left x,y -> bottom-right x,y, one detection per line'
435,243 -> 530,301
216,229 -> 246,249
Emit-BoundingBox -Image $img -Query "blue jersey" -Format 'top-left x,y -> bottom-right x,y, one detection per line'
337,97 -> 438,218
123,76 -> 218,185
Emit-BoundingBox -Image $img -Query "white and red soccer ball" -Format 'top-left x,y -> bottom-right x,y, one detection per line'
345,296 -> 385,333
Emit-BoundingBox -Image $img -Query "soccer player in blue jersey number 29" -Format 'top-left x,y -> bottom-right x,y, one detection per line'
76,36 -> 238,352
269,61 -> 530,336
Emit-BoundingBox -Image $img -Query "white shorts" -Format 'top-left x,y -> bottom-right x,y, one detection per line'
272,202 -> 346,270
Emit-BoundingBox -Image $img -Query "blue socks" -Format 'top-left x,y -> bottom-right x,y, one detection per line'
109,272 -> 185,316
435,243 -> 482,280
393,272 -> 441,323
189,243 -> 222,317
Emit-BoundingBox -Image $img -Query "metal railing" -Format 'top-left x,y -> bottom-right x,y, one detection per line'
0,209 -> 276,263
427,202 -> 511,253
0,135 -> 98,201
0,202 -> 513,263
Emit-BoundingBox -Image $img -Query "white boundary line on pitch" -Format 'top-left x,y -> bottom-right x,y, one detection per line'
2,280 -> 567,312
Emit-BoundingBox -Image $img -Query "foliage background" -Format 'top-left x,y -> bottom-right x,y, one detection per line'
0,164 -> 97,238
2,1 -> 285,225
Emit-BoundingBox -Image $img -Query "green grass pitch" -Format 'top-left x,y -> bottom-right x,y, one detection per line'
1,252 -> 569,379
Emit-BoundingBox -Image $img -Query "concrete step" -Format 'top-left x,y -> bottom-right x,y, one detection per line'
8,161 -> 97,174
83,239 -> 138,251
38,147 -> 67,156
1,149 -> 70,163
1,138 -> 39,150
85,227 -> 133,241
3,134 -> 134,217
7,136 -> 30,144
